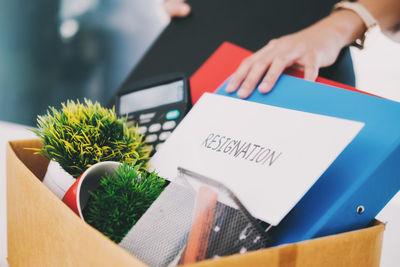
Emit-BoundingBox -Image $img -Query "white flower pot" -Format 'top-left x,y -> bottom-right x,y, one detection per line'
62,161 -> 121,218
42,160 -> 75,199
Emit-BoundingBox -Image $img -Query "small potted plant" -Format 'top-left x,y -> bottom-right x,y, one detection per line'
82,162 -> 166,243
33,99 -> 150,198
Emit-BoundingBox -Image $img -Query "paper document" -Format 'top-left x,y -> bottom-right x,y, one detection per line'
150,93 -> 364,225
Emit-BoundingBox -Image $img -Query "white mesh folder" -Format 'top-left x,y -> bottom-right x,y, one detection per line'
120,182 -> 196,267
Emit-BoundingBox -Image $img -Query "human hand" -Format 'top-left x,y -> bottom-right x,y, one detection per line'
226,10 -> 366,99
164,0 -> 191,18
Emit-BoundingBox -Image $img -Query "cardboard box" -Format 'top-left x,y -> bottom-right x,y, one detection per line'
7,139 -> 385,267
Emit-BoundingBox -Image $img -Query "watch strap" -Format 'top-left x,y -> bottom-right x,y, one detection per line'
333,1 -> 377,49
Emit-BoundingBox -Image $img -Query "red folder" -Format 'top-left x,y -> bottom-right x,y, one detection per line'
189,42 -> 376,104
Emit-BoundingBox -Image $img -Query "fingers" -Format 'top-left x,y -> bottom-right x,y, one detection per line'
258,57 -> 290,94
237,62 -> 270,98
226,58 -> 271,99
226,39 -> 290,98
225,35 -> 324,98
164,0 -> 191,18
227,56 -> 290,98
304,64 -> 319,82
226,51 -> 274,99
225,58 -> 253,93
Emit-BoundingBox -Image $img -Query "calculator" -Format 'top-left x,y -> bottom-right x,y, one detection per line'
116,75 -> 191,156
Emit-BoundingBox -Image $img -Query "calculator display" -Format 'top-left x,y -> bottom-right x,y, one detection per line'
116,76 -> 191,156
119,80 -> 184,115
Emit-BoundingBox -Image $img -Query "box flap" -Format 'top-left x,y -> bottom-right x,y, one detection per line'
8,139 -> 49,182
7,140 -> 148,267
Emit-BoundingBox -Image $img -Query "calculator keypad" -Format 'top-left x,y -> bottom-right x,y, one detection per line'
165,109 -> 180,120
159,131 -> 171,141
146,134 -> 158,143
155,143 -> 163,151
127,108 -> 184,156
162,121 -> 176,130
148,123 -> 162,133
140,112 -> 156,121
138,126 -> 147,134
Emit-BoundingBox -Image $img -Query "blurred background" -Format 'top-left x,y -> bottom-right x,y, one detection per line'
0,0 -> 399,126
0,0 -> 168,126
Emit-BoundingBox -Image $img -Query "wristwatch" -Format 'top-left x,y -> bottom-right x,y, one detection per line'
333,1 -> 378,49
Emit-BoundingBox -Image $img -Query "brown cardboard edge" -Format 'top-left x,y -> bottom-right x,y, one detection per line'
183,221 -> 385,267
8,139 -> 49,181
7,140 -> 148,267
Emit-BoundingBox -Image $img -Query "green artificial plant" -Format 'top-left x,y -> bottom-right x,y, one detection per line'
33,99 -> 150,178
82,162 -> 166,243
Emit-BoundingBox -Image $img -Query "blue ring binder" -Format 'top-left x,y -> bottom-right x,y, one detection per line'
216,74 -> 400,245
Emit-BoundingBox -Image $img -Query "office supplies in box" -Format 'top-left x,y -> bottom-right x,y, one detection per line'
149,93 -> 363,229
119,171 -> 272,266
177,167 -> 272,265
7,141 -> 385,266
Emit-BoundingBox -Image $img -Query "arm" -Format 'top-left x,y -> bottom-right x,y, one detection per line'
226,0 -> 400,99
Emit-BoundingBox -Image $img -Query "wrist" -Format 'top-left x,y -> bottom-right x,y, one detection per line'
326,9 -> 367,47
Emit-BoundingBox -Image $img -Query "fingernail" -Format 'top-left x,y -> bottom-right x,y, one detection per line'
258,82 -> 269,93
180,5 -> 190,13
225,84 -> 234,93
237,89 -> 248,99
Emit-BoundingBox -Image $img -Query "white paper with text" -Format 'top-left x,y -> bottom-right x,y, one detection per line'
150,93 -> 364,225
